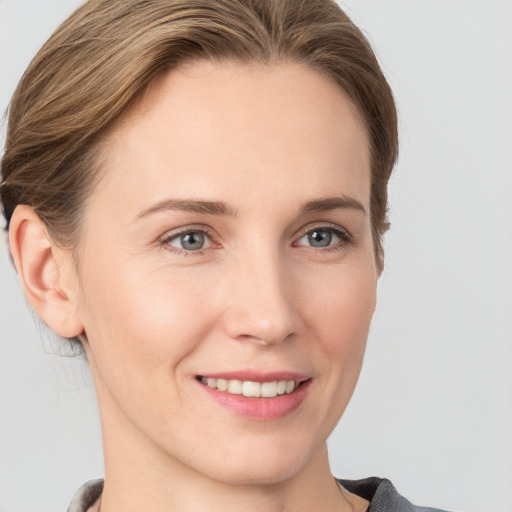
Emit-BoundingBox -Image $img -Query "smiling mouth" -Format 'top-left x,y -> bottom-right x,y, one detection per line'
197,376 -> 308,398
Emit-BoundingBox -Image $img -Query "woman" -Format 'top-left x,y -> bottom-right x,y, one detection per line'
0,1 -> 450,511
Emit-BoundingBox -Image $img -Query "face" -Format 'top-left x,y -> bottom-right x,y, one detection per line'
74,61 -> 377,485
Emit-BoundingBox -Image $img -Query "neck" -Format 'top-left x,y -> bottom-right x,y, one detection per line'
98,424 -> 360,512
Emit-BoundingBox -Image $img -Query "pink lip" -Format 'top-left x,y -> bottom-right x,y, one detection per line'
196,371 -> 312,421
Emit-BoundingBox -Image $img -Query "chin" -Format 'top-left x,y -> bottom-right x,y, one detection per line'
210,460 -> 306,487
191,437 -> 320,487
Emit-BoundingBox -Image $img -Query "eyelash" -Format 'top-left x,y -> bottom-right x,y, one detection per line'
160,224 -> 353,256
294,224 -> 353,253
160,225 -> 216,257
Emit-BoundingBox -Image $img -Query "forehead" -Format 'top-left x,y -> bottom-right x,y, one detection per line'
95,60 -> 371,215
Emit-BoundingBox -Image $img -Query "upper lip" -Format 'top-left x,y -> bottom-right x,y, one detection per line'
197,370 -> 311,383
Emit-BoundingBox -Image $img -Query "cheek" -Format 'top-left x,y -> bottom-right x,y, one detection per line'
78,259 -> 208,377
300,260 -> 376,407
302,260 -> 377,351
77,265 -> 217,433
290,260 -> 376,438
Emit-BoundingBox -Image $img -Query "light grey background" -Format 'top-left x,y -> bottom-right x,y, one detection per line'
0,1 -> 511,511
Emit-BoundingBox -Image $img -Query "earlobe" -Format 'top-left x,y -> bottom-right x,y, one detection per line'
8,205 -> 84,339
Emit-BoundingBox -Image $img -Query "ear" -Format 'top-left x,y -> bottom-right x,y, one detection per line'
8,205 -> 84,338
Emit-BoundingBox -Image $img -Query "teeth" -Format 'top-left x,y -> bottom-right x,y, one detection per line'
201,377 -> 299,397
227,379 -> 243,395
285,380 -> 295,393
261,381 -> 278,397
242,381 -> 260,397
217,378 -> 228,391
277,380 -> 287,395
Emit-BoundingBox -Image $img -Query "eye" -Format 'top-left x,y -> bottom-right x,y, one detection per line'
165,229 -> 212,252
296,226 -> 351,249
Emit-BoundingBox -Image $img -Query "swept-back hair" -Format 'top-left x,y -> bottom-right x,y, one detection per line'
0,0 -> 397,267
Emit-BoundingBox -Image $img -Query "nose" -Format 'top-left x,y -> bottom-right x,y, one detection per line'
221,248 -> 301,346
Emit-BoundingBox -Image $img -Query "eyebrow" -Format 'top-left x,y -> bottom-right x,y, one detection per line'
300,196 -> 366,215
135,198 -> 238,220
135,195 -> 366,221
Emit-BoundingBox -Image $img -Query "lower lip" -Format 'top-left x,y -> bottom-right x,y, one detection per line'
198,380 -> 312,421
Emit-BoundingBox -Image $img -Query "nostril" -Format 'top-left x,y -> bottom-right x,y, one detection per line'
234,331 -> 295,347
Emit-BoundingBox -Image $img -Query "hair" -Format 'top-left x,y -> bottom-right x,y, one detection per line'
0,0 -> 397,270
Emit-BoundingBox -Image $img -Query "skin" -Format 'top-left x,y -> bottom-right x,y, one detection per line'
10,61 -> 376,512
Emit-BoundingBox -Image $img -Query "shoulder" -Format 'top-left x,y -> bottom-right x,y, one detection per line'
66,479 -> 103,512
338,477 -> 450,512
68,476 -> 450,512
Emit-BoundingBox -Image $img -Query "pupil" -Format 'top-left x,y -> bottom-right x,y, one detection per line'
308,230 -> 331,247
181,232 -> 204,250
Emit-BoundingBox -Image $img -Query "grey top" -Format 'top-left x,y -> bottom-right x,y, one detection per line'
339,477 -> 448,512
67,477 -> 449,512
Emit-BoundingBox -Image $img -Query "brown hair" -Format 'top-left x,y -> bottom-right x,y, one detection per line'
0,0 -> 397,267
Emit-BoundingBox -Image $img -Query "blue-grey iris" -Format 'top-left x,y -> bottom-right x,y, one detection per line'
181,232 -> 205,250
308,229 -> 332,247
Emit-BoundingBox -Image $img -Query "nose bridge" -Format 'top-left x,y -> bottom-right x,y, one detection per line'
223,242 -> 299,345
